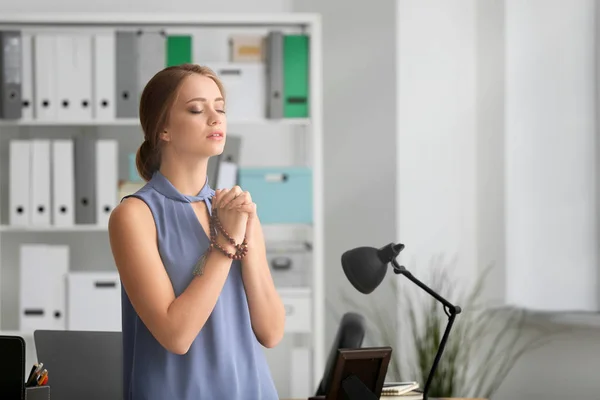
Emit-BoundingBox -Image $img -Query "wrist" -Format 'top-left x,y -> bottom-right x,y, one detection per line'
210,212 -> 249,260
215,234 -> 237,253
211,232 -> 248,260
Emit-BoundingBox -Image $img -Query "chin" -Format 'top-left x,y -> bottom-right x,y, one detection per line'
204,142 -> 226,157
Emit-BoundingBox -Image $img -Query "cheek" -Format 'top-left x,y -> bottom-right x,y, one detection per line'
170,116 -> 204,142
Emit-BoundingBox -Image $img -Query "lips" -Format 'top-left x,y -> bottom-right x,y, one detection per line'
207,131 -> 224,138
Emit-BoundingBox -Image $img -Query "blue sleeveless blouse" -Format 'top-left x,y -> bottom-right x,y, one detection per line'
120,170 -> 279,400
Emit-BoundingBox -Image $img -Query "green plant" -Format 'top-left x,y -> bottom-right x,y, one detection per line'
338,254 -> 559,399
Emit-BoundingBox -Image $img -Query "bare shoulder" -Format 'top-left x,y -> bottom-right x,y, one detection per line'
109,197 -> 154,236
108,197 -> 158,273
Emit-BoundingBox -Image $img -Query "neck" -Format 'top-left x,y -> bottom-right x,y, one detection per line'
158,154 -> 210,197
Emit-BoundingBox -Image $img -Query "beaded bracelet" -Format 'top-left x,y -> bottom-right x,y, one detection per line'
192,209 -> 248,277
208,209 -> 249,260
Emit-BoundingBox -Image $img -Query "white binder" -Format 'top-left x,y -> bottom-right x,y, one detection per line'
51,139 -> 75,226
19,244 -> 69,333
56,34 -> 93,121
33,34 -> 57,120
92,32 -> 116,121
30,139 -> 51,226
55,35 -> 74,121
67,271 -> 122,331
74,34 -> 93,120
9,140 -> 31,226
96,139 -> 118,226
207,63 -> 266,121
20,32 -> 34,120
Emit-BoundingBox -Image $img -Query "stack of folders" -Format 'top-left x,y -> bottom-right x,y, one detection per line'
9,137 -> 118,227
226,31 -> 310,119
19,243 -> 123,333
19,244 -> 69,333
381,382 -> 422,399
0,28 -> 310,122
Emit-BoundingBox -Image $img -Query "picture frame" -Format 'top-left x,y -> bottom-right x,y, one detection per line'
326,346 -> 392,400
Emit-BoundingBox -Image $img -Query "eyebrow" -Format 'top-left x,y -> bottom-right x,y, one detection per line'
185,97 -> 225,103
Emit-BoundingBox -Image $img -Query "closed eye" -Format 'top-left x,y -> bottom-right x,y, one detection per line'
189,110 -> 225,114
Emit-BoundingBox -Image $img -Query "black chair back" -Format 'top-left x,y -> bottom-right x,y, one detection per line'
315,312 -> 366,396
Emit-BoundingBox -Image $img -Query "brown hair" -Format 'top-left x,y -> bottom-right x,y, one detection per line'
135,63 -> 226,181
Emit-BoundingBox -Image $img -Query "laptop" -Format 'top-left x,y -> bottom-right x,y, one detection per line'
34,330 -> 122,400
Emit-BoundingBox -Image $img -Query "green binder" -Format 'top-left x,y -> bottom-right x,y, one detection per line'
283,34 -> 309,118
166,35 -> 192,66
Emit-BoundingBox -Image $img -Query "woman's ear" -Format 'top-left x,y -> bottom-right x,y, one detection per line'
160,129 -> 171,142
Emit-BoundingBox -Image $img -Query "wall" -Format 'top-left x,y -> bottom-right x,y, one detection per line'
476,0 -> 506,304
291,0 -> 398,351
504,0 -> 598,312
397,1 -> 600,400
396,0 -> 478,282
499,1 -> 600,399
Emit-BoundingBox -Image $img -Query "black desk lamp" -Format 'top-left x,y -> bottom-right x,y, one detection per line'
341,242 -> 462,400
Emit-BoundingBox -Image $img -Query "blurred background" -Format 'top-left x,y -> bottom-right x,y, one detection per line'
1,1 -> 599,399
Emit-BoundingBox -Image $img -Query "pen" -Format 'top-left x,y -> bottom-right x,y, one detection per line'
26,363 -> 43,387
25,363 -> 37,384
36,369 -> 47,386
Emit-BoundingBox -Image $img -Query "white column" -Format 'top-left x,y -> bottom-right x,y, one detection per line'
505,0 -> 598,311
396,0 -> 478,283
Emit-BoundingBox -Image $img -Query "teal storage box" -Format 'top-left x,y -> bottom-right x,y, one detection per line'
128,153 -> 143,182
239,167 -> 312,224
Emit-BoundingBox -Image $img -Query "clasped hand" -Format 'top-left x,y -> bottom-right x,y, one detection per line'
212,185 -> 257,244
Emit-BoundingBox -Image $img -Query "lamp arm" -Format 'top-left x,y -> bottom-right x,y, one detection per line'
391,259 -> 461,400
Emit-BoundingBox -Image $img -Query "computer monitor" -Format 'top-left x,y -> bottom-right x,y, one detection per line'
0,335 -> 26,399
34,330 -> 122,400
315,312 -> 366,396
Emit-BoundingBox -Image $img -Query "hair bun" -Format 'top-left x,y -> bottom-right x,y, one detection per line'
141,138 -> 151,149
136,139 -> 158,181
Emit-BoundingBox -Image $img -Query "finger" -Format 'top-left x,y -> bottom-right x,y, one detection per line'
242,190 -> 251,204
219,185 -> 243,208
227,191 -> 251,210
237,203 -> 256,214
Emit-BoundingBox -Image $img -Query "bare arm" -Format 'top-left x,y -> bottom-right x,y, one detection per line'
108,197 -> 233,355
240,216 -> 286,348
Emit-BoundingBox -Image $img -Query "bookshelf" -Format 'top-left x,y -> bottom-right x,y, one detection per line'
0,12 -> 323,398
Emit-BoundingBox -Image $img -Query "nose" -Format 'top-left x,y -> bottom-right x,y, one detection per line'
207,109 -> 222,126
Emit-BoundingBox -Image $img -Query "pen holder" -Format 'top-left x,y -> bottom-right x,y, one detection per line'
24,385 -> 51,400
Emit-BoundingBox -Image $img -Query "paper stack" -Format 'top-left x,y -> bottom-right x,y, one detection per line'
380,381 -> 422,399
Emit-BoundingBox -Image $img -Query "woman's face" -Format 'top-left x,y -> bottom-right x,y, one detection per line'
162,73 -> 227,159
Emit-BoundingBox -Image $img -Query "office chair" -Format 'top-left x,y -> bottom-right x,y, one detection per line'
314,312 -> 366,396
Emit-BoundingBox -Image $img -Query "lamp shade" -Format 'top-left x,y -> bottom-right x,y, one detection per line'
341,246 -> 388,294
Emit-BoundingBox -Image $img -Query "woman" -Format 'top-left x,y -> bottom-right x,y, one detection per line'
108,64 -> 285,400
